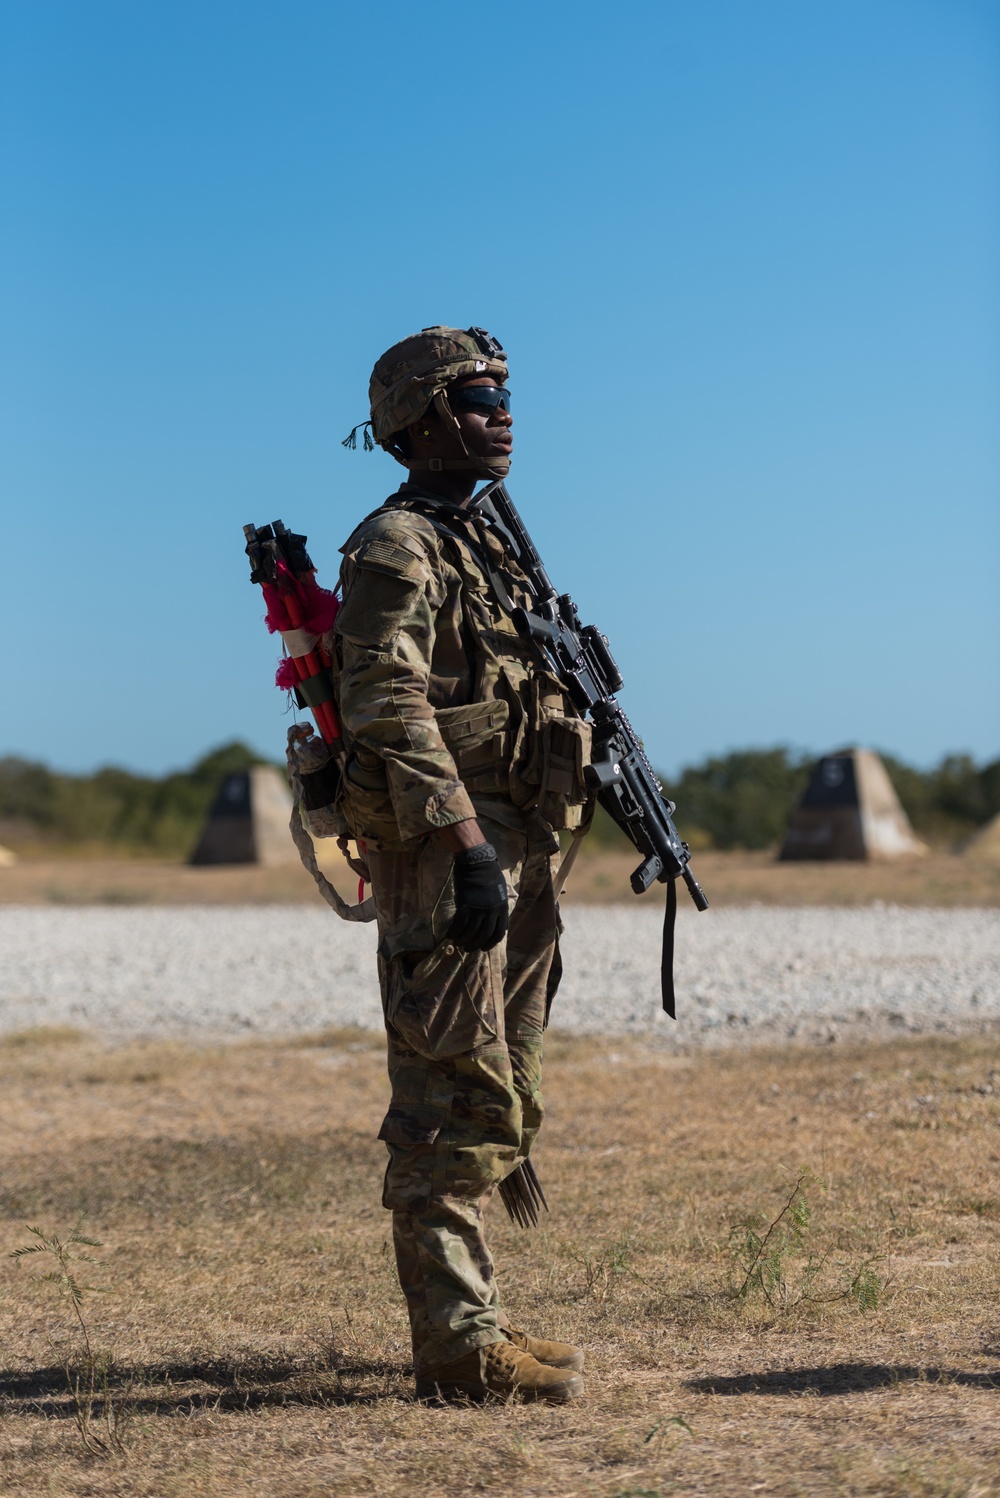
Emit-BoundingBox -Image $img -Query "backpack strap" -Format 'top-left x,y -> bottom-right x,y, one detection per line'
383,495 -> 522,617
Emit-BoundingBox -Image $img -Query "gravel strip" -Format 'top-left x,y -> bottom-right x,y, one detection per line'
1,905 -> 997,1047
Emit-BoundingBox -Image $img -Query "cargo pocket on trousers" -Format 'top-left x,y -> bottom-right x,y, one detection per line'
378,1098 -> 450,1211
377,1101 -> 445,1147
387,945 -> 502,1060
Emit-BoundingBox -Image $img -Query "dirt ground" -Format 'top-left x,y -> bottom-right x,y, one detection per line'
0,1027 -> 997,1497
1,845 -> 997,907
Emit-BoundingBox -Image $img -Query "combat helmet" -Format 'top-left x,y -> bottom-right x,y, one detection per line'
364,325 -> 510,480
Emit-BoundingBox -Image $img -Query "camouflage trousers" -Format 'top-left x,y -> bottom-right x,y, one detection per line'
367,813 -> 562,1373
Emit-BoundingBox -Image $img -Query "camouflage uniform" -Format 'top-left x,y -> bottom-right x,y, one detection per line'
334,484 -> 589,1374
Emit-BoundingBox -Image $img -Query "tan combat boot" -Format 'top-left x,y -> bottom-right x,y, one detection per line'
416,1338 -> 584,1404
502,1325 -> 585,1372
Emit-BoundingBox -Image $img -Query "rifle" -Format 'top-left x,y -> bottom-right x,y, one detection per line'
471,480 -> 709,1018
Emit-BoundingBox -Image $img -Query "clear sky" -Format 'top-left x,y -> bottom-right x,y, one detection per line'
2,0 -> 997,777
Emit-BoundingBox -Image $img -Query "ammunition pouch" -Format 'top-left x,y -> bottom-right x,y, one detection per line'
341,702 -> 516,845
505,668 -> 593,831
538,716 -> 593,830
436,699 -> 510,793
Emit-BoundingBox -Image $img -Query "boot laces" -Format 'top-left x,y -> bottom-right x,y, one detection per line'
485,1338 -> 525,1378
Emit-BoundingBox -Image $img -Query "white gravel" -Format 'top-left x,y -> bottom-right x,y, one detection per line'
2,904 -> 997,1048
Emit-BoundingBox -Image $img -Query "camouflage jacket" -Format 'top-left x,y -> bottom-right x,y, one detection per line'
334,484 -> 591,848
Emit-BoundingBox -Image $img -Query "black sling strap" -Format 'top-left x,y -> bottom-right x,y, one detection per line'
662,876 -> 678,1019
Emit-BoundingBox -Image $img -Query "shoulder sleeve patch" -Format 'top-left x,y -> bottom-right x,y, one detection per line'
355,538 -> 427,582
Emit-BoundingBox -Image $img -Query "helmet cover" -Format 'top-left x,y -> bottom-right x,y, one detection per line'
368,326 -> 508,473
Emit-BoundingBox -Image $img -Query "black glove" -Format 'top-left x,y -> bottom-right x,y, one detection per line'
449,842 -> 509,952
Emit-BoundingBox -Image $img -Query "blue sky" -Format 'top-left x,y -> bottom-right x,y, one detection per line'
2,0 -> 997,777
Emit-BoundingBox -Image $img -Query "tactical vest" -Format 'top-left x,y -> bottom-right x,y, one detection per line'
332,492 -> 592,847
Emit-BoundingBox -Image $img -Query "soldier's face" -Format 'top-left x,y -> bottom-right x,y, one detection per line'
449,376 -> 514,464
409,376 -> 513,465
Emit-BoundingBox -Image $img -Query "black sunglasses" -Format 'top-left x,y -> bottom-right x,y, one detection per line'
448,385 -> 511,414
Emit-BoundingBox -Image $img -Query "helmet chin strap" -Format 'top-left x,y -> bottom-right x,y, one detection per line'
404,390 -> 511,480
406,455 -> 512,478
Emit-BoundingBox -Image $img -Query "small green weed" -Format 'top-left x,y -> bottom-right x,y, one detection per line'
10,1224 -> 133,1457
849,1263 -> 884,1310
644,1416 -> 695,1444
727,1174 -> 889,1311
568,1223 -> 639,1302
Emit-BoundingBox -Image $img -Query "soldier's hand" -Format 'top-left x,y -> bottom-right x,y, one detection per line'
449,843 -> 509,952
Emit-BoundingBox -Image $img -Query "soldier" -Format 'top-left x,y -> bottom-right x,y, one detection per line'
332,327 -> 592,1404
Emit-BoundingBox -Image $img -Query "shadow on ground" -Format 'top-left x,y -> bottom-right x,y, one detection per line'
686,1362 -> 1000,1396
0,1353 -> 408,1416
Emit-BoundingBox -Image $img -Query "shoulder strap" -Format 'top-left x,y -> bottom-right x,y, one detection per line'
387,496 -> 520,616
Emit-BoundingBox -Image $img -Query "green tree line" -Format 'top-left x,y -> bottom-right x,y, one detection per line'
1,742 -> 997,858
0,743 -> 269,857
591,747 -> 1000,852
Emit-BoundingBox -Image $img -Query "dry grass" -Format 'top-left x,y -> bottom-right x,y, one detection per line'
1,845 -> 998,907
1,1026 -> 998,1496
561,847 -> 1000,908
0,848 -> 360,907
